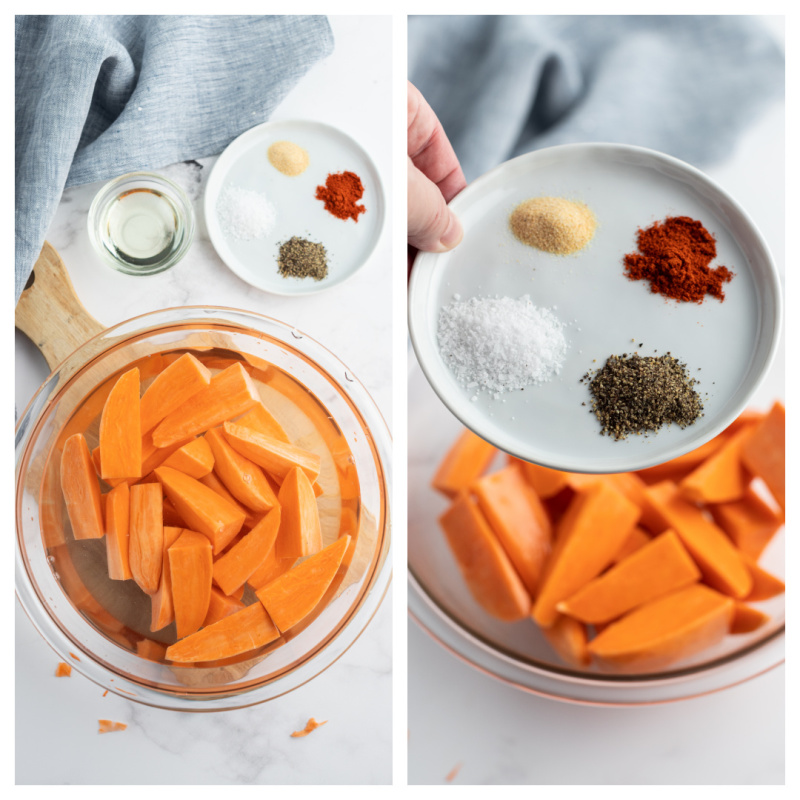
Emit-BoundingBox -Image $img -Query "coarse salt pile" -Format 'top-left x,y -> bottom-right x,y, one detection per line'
217,185 -> 276,241
437,295 -> 568,396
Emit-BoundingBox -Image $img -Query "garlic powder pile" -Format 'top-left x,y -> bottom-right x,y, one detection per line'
217,185 -> 276,241
437,295 -> 568,395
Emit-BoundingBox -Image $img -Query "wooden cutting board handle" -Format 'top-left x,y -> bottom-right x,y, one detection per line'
15,242 -> 104,372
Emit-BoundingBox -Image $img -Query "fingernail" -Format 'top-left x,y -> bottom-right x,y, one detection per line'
434,211 -> 463,252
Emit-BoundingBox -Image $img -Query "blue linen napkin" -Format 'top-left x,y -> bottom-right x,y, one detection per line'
409,15 -> 784,184
15,14 -> 333,302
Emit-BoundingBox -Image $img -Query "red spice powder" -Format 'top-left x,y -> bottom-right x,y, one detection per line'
315,171 -> 366,222
623,216 -> 734,303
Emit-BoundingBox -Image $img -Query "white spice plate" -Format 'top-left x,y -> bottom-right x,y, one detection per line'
408,143 -> 782,472
205,119 -> 385,295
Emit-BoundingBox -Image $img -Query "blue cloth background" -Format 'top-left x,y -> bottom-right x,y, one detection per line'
409,15 -> 784,184
15,14 -> 333,303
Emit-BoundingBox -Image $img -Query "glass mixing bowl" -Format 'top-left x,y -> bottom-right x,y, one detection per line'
16,307 -> 391,711
408,358 -> 783,706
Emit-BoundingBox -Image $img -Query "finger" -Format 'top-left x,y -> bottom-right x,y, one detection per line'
408,81 -> 466,204
407,157 -> 463,253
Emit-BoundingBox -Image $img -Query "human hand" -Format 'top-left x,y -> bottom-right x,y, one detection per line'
407,81 -> 466,260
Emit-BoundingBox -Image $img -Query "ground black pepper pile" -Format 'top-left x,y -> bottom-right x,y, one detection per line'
581,352 -> 703,440
277,236 -> 328,281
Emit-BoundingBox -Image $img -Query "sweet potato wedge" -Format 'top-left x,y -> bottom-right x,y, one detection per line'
740,401 -> 785,511
204,426 -> 278,513
155,466 -> 245,555
557,530 -> 701,624
439,494 -> 531,622
432,429 -> 497,498
741,555 -> 785,602
168,529 -> 213,639
152,363 -> 260,449
643,481 -> 752,599
213,507 -> 281,596
222,421 -> 321,483
256,535 -> 350,632
587,585 -> 735,671
203,586 -> 246,628
61,433 -> 105,541
275,467 -> 323,560
129,483 -> 164,595
140,352 -> 212,435
247,549 -> 297,590
165,602 -> 280,663
150,526 -> 184,631
104,483 -> 132,580
708,487 -> 783,559
472,464 -> 552,598
99,367 -> 142,480
532,481 -> 639,628
610,526 -> 651,565
542,614 -> 591,668
679,425 -> 754,504
236,402 -> 290,444
161,437 -> 215,480
730,603 -> 770,634
198,472 -> 260,530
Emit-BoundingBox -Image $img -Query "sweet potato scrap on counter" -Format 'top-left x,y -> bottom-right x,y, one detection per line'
434,405 -> 785,672
102,690 -> 109,697
98,720 -> 127,734
55,662 -> 72,677
445,763 -> 462,782
291,718 -> 327,738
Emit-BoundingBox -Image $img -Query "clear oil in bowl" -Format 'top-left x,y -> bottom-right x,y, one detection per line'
102,188 -> 182,267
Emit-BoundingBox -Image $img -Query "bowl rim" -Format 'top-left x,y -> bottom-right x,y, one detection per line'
16,305 -> 392,711
408,569 -> 784,707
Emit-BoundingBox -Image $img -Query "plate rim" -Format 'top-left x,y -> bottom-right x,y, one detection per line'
204,117 -> 386,297
408,141 -> 783,473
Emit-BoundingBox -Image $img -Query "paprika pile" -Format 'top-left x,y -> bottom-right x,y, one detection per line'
623,216 -> 734,303
315,171 -> 366,222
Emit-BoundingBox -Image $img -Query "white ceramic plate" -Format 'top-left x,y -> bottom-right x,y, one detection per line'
205,119 -> 385,295
408,143 -> 782,473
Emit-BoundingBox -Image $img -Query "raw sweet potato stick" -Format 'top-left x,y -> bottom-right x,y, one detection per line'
61,433 -> 105,540
432,429 -> 497,498
150,526 -> 184,631
168,529 -> 213,639
129,483 -> 164,595
204,426 -> 278,512
99,367 -> 142,480
438,494 -> 531,622
256,535 -> 351,632
165,602 -> 280,663
213,507 -> 282,596
152,363 -> 260,449
155,466 -> 245,554
740,401 -> 785,511
140,353 -> 212,435
161,437 -> 215,479
275,467 -> 323,560
222,421 -> 321,483
532,481 -> 639,628
104,483 -> 132,580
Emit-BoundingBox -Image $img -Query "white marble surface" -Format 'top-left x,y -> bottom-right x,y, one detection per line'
15,16 -> 392,785
408,18 -> 785,786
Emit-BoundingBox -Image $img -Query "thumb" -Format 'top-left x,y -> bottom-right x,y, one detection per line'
407,158 -> 463,253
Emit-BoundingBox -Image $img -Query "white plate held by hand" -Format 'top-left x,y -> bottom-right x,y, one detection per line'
408,143 -> 782,473
205,119 -> 385,295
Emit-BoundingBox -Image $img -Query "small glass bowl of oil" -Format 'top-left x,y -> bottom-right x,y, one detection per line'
88,171 -> 195,275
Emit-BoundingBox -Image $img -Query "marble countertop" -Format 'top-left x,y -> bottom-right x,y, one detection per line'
15,16 -> 392,785
408,19 -> 785,786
